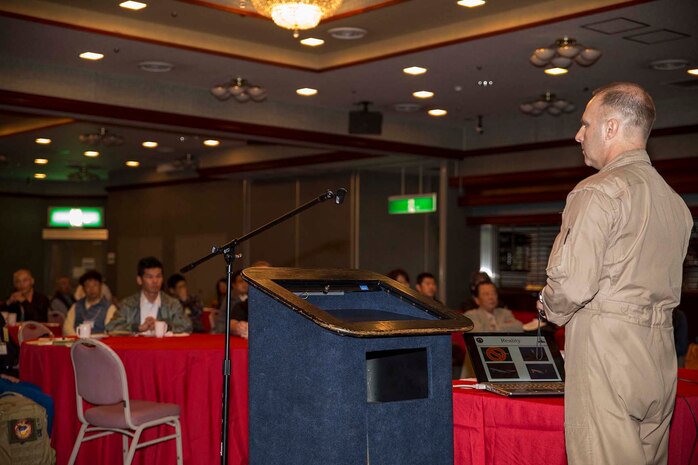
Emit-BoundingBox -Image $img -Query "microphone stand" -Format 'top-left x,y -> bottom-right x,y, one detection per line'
181,187 -> 347,465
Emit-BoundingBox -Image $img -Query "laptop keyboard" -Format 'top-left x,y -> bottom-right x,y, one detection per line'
487,382 -> 564,392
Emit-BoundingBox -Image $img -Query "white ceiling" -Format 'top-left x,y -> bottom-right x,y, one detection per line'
0,0 -> 696,185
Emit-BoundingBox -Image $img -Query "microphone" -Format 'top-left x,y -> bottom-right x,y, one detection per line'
335,188 -> 347,205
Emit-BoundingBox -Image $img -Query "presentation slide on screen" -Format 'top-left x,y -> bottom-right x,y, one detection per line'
473,335 -> 562,382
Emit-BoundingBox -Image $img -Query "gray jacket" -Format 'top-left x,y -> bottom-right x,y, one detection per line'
106,291 -> 192,334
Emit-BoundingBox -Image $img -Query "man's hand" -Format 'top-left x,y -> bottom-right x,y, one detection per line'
138,316 -> 156,333
231,320 -> 248,339
6,291 -> 26,305
0,373 -> 20,383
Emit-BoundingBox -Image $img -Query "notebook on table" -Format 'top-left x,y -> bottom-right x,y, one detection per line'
463,332 -> 565,397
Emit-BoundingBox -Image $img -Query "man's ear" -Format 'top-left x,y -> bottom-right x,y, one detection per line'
136,276 -> 143,287
474,296 -> 481,307
605,118 -> 620,140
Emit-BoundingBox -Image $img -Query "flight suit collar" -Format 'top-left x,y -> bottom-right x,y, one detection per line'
601,149 -> 651,173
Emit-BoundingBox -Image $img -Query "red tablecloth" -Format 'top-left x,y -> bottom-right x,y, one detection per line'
19,334 -> 248,465
452,368 -> 698,465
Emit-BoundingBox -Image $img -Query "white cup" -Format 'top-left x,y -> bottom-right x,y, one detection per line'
154,321 -> 167,338
77,323 -> 92,338
7,313 -> 17,326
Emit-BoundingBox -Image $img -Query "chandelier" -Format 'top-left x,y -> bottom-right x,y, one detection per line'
519,92 -> 576,116
249,0 -> 343,37
210,77 -> 267,103
79,127 -> 124,146
530,37 -> 601,74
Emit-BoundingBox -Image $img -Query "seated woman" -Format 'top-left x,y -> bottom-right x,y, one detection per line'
63,270 -> 117,336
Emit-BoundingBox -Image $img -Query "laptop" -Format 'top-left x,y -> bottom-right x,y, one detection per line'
463,332 -> 565,397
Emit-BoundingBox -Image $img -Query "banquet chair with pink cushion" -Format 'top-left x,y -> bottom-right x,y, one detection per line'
68,339 -> 183,465
17,321 -> 52,345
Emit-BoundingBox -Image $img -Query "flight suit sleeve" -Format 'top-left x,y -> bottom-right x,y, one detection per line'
541,188 -> 616,326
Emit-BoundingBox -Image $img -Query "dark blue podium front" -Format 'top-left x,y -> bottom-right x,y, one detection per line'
243,267 -> 473,465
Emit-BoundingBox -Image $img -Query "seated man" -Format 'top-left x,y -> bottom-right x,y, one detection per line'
63,270 -> 117,336
213,270 -> 249,337
464,282 -> 523,332
415,272 -> 440,303
0,269 -> 50,322
49,276 -> 74,317
106,257 -> 192,334
167,273 -> 205,333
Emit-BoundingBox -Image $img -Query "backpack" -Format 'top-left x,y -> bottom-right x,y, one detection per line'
0,392 -> 55,465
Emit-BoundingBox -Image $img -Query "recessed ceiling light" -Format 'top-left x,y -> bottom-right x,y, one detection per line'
403,66 -> 427,76
649,59 -> 689,71
83,151 -> 100,157
300,38 -> 324,47
35,138 -> 51,145
203,139 -> 220,147
138,61 -> 174,73
125,160 -> 140,167
428,109 -> 448,117
687,68 -> 698,76
142,141 -> 158,148
413,90 -> 434,99
457,0 -> 486,7
119,1 -> 147,10
34,158 -> 48,165
296,88 -> 318,96
544,67 -> 569,76
34,173 -> 47,179
327,27 -> 367,40
79,52 -> 104,61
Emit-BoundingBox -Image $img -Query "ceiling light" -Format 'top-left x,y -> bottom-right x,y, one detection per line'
83,151 -> 100,158
125,160 -> 140,167
649,59 -> 689,71
35,138 -> 51,145
520,91 -> 576,116
413,91 -> 434,99
300,37 -> 324,46
34,158 -> 48,165
457,0 -> 486,7
689,68 -> 698,76
142,141 -> 158,148
531,37 -> 601,73
79,51 -> 104,61
428,109 -> 447,116
250,0 -> 343,38
544,67 -> 569,76
119,1 -> 147,10
211,77 -> 267,103
403,66 -> 427,76
34,173 -> 47,179
327,27 -> 367,40
79,127 -> 124,146
296,88 -> 318,96
203,139 -> 220,147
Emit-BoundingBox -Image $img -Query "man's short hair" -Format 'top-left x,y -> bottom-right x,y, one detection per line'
79,270 -> 103,287
167,273 -> 185,290
137,256 -> 163,277
593,82 -> 655,140
387,269 -> 410,283
470,271 -> 493,297
416,272 -> 435,286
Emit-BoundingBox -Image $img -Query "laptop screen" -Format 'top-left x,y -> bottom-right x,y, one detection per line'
464,333 -> 565,383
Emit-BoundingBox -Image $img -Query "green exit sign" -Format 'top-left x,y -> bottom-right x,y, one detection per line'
388,193 -> 437,215
48,207 -> 104,228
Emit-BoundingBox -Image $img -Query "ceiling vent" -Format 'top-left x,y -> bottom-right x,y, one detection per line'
138,61 -> 174,72
650,59 -> 689,71
328,27 -> 367,40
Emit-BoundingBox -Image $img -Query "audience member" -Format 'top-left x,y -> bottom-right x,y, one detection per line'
415,272 -> 439,302
0,269 -> 50,322
464,282 -> 523,332
106,257 -> 192,334
74,280 -> 113,303
167,273 -> 205,333
462,271 -> 493,310
49,276 -> 74,317
210,277 -> 227,309
213,269 -> 250,336
63,270 -> 117,336
387,269 -> 410,286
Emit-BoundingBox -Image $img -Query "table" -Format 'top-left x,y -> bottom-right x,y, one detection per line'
20,334 -> 248,465
452,368 -> 698,465
9,322 -> 62,344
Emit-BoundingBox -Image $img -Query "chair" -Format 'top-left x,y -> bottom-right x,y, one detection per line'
47,310 -> 66,325
68,339 -> 183,465
17,321 -> 52,345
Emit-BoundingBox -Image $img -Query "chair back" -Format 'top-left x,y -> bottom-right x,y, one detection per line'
70,339 -> 128,406
47,310 -> 65,325
18,321 -> 52,345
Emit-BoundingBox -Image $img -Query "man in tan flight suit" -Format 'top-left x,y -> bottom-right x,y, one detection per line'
537,82 -> 693,465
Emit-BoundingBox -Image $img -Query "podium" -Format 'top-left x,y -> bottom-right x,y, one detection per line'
243,267 -> 473,465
